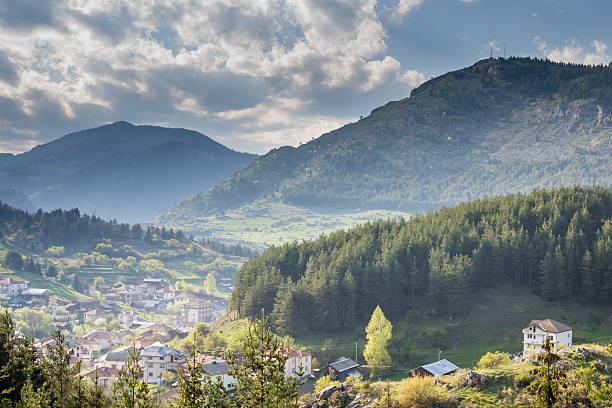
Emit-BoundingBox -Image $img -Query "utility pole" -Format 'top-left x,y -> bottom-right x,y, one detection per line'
355,341 -> 358,364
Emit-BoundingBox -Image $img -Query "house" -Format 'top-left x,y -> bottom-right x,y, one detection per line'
142,277 -> 165,288
111,282 -> 127,292
117,289 -> 143,304
118,310 -> 139,326
156,287 -> 175,302
19,288 -> 50,305
202,357 -> 237,390
40,338 -> 91,359
181,301 -> 214,323
523,319 -> 573,354
66,299 -> 101,314
83,329 -> 113,352
102,347 -> 133,371
328,357 -> 360,380
139,342 -> 183,384
84,367 -> 119,389
0,277 -> 29,297
113,330 -> 133,345
168,327 -> 189,339
73,337 -> 96,359
84,308 -> 108,322
410,359 -> 460,377
284,348 -> 312,378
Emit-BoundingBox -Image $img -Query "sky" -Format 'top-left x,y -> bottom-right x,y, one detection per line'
0,0 -> 611,154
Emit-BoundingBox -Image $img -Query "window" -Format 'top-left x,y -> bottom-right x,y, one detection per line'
149,372 -> 153,377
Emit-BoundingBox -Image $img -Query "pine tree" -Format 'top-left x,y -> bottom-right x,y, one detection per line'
363,305 -> 392,378
528,334 -> 566,407
171,335 -> 228,408
579,250 -> 596,299
17,376 -> 50,408
44,330 -> 78,408
0,310 -> 46,405
227,310 -> 302,408
112,346 -> 152,408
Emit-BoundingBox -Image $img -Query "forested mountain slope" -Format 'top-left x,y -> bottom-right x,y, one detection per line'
0,121 -> 257,222
159,58 -> 612,225
231,186 -> 612,336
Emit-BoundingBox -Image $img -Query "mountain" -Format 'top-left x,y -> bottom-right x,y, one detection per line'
158,58 -> 612,227
230,186 -> 612,336
0,121 -> 257,222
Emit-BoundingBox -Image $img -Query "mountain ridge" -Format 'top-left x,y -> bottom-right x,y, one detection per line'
158,57 -> 612,227
0,121 -> 257,222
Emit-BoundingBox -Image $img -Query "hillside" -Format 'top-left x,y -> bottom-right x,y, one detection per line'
0,121 -> 257,222
0,202 -> 250,302
230,186 -> 612,338
158,58 -> 612,230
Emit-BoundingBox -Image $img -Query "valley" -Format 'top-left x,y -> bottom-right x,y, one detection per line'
1,58 -> 611,407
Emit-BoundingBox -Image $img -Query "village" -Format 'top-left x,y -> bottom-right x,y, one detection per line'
0,273 -> 579,399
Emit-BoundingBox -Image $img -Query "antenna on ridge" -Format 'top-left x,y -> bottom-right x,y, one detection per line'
490,48 -> 493,59
503,43 -> 506,58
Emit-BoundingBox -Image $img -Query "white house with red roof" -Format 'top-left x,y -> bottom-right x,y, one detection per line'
283,348 -> 312,378
523,319 -> 573,354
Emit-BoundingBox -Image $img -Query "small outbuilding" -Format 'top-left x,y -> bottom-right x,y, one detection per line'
410,359 -> 459,377
328,357 -> 361,380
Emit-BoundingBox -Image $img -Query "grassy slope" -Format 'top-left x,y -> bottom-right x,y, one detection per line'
162,198 -> 410,248
0,266 -> 90,301
285,288 -> 612,380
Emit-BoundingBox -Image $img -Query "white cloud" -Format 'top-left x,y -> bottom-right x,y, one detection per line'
534,37 -> 610,66
0,0 -> 426,153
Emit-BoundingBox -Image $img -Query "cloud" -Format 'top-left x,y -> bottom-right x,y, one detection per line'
534,37 -> 611,66
0,51 -> 18,85
0,0 -> 59,31
0,0 -> 426,154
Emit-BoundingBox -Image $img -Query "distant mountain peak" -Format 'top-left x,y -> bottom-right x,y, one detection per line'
107,120 -> 134,127
158,57 -> 612,224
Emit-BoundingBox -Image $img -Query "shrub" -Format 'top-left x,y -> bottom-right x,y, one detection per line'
315,375 -> 341,394
477,351 -> 511,368
397,376 -> 448,408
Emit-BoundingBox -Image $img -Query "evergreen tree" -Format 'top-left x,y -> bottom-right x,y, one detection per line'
579,250 -> 596,299
17,376 -> 50,408
0,310 -> 46,405
43,330 -> 78,408
71,274 -> 85,293
46,263 -> 58,278
112,346 -> 152,408
227,311 -> 302,408
3,250 -> 24,271
171,335 -> 228,408
528,334 -> 567,407
363,305 -> 393,378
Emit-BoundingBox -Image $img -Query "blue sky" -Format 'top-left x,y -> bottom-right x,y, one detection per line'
0,0 -> 610,154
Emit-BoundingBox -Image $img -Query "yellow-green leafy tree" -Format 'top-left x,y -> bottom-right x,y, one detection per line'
363,305 -> 392,378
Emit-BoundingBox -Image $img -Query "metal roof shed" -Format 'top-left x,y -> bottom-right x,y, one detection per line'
412,359 -> 459,377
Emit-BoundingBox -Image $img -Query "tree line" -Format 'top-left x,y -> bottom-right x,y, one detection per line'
231,186 -> 612,336
0,202 -> 187,252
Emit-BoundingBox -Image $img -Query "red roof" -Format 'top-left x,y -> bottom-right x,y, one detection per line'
524,319 -> 573,333
83,329 -> 113,340
84,366 -> 119,379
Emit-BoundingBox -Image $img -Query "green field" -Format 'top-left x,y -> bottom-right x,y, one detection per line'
287,288 -> 612,379
0,267 -> 90,301
162,198 -> 410,248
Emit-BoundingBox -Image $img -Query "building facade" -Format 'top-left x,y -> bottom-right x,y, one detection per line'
523,319 -> 573,354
